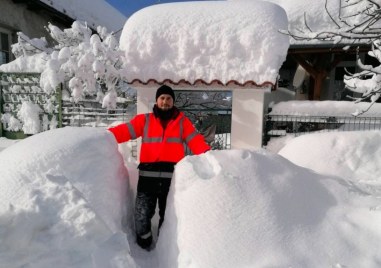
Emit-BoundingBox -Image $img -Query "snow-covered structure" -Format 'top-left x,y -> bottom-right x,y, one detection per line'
262,0 -> 376,101
0,0 -> 126,65
0,0 -> 128,138
120,0 -> 289,149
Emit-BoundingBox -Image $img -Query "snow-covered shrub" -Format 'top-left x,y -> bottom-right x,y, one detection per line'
1,20 -> 133,134
17,101 -> 42,134
1,113 -> 22,132
9,20 -> 129,107
37,21 -> 127,107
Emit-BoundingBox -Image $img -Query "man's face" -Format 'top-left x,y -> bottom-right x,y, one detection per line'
156,94 -> 174,111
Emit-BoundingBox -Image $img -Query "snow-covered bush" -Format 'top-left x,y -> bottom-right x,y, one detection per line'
1,113 -> 22,132
17,101 -> 42,134
11,32 -> 51,58
10,20 -> 128,108
1,20 -> 134,135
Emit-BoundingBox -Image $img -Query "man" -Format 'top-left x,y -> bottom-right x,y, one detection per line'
108,85 -> 210,250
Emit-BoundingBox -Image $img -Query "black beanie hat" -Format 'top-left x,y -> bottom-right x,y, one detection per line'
156,85 -> 175,101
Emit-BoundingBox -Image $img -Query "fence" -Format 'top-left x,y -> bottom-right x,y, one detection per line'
0,72 -> 138,156
263,113 -> 381,145
1,74 -> 231,157
61,99 -> 138,158
61,99 -> 135,127
0,72 -> 62,138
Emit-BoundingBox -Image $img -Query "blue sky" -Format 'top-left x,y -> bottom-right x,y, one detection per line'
105,0 -> 209,17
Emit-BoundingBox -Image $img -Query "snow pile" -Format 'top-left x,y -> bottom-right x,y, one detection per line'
0,127 -> 134,268
120,0 -> 289,84
0,137 -> 19,152
279,131 -> 381,188
157,149 -> 381,267
1,128 -> 381,267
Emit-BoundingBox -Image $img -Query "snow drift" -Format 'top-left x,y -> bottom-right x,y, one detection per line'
1,128 -> 381,267
157,149 -> 381,267
279,131 -> 381,194
0,127 -> 134,268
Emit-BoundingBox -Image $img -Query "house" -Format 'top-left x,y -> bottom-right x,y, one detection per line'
0,0 -> 127,65
0,0 -> 127,137
265,0 -> 376,101
119,0 -> 289,150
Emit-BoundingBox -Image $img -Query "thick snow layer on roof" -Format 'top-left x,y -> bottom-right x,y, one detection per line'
39,0 -> 127,33
266,0 -> 342,32
120,0 -> 289,86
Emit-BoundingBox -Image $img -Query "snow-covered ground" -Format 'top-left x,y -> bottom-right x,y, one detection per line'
1,1 -> 381,266
0,127 -> 380,267
0,137 -> 19,152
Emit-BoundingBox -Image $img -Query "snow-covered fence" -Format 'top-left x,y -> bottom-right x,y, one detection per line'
62,106 -> 131,127
61,96 -> 135,128
0,72 -> 61,138
0,72 -> 137,140
263,100 -> 381,145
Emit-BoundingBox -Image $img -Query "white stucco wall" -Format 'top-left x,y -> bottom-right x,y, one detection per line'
231,87 -> 270,150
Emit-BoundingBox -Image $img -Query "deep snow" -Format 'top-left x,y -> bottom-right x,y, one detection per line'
1,127 -> 381,267
119,0 -> 289,84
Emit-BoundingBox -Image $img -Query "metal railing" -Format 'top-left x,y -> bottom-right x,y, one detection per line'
62,105 -> 134,127
1,77 -> 232,157
0,72 -> 62,138
263,114 -> 381,145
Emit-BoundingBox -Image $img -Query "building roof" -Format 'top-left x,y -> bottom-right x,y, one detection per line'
120,0 -> 289,87
37,0 -> 127,33
263,0 -> 379,47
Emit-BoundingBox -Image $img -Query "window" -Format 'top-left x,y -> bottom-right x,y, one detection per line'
0,31 -> 11,65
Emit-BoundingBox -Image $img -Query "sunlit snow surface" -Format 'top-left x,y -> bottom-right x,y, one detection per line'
0,128 -> 134,267
0,128 -> 381,267
158,148 -> 381,267
120,1 -> 289,85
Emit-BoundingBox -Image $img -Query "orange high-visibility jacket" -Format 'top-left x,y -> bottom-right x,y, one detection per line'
108,112 -> 210,163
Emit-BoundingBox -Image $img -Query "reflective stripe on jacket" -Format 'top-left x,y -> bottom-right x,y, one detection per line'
108,111 -> 210,163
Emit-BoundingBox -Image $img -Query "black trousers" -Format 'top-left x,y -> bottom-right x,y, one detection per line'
134,176 -> 172,238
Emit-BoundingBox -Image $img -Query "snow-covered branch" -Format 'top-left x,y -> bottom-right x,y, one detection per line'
2,20 -> 132,134
11,20 -> 128,109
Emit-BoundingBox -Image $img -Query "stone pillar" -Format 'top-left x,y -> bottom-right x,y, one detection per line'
231,87 -> 269,150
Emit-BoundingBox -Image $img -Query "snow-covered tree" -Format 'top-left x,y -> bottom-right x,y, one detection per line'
12,20 -> 129,109
285,0 -> 381,115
